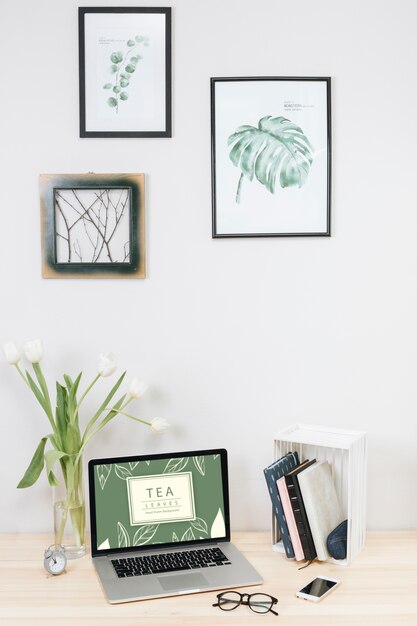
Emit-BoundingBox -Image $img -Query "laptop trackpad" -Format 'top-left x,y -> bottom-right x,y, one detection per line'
158,572 -> 208,591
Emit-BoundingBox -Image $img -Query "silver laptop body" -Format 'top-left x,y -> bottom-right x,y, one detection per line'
88,448 -> 263,604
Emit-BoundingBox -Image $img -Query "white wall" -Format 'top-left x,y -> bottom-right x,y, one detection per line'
1,0 -> 416,534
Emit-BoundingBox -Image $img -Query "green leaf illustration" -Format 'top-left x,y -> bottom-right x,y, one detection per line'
120,92 -> 128,101
120,79 -> 129,88
115,464 -> 132,480
107,97 -> 118,108
117,521 -> 130,548
181,527 -> 195,541
109,65 -> 118,74
133,524 -> 159,546
127,39 -> 135,47
213,454 -> 219,460
193,456 -> 205,476
113,86 -> 121,94
135,35 -> 144,42
110,51 -> 123,64
103,83 -> 112,89
145,460 -> 150,466
96,464 -> 111,489
129,462 -> 139,470
17,437 -> 47,488
228,115 -> 314,203
125,64 -> 136,73
172,532 -> 179,542
191,517 -> 208,534
163,457 -> 189,473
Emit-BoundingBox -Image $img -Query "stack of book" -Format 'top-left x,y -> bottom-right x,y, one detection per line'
263,453 -> 344,561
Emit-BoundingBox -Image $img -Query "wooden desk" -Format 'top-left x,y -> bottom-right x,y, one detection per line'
0,531 -> 416,625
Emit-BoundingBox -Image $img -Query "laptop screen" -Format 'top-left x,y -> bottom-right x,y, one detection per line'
89,449 -> 230,556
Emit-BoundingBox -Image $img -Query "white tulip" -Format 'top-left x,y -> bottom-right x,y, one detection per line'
23,339 -> 43,363
97,353 -> 117,377
128,378 -> 149,399
3,341 -> 21,365
150,417 -> 170,433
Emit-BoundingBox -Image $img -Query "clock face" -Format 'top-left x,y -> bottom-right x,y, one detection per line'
46,552 -> 66,574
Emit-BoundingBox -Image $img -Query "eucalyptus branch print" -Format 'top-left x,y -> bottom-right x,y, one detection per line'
54,188 -> 131,264
228,115 -> 314,203
103,35 -> 150,113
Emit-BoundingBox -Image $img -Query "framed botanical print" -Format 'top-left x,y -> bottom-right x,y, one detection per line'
40,173 -> 145,278
79,7 -> 172,138
211,77 -> 331,237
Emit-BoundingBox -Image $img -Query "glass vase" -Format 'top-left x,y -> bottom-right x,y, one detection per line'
53,459 -> 86,559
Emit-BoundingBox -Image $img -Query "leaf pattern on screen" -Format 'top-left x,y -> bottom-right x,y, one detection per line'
193,456 -> 205,476
117,521 -> 130,548
210,508 -> 226,538
163,457 -> 189,473
133,524 -> 159,546
115,464 -> 132,480
95,454 -> 225,549
96,464 -> 112,489
181,527 -> 195,541
191,517 -> 208,534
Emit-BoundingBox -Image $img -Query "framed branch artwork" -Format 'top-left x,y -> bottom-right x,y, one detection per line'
79,7 -> 172,138
211,77 -> 331,237
40,173 -> 145,279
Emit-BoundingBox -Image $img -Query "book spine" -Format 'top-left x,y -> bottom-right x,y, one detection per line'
285,475 -> 317,561
264,468 -> 295,558
276,478 -> 304,561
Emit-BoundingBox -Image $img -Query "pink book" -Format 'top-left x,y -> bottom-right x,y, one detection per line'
277,477 -> 305,561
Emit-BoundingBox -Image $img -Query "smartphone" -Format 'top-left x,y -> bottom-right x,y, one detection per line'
296,576 -> 340,602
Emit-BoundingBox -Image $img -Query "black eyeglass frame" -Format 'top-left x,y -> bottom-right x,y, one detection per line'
213,591 -> 279,616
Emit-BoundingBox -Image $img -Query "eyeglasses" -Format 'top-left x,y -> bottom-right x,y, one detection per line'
213,591 -> 279,616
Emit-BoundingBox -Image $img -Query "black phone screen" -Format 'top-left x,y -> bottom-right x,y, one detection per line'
300,578 -> 338,598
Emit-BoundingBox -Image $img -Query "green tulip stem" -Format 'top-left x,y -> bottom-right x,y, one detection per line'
108,407 -> 151,427
76,374 -> 100,411
15,364 -> 30,387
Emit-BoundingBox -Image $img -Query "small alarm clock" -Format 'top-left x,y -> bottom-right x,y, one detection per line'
44,544 -> 67,576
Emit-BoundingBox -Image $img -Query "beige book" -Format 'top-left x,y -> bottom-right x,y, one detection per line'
297,461 -> 343,561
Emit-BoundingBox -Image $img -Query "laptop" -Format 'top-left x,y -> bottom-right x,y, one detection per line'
88,448 -> 263,603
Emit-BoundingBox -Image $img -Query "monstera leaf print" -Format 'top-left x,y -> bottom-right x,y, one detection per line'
228,115 -> 314,203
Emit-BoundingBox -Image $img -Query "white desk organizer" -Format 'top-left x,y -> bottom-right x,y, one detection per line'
272,424 -> 367,565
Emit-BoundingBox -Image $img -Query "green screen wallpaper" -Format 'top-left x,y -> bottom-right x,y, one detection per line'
93,454 -> 226,550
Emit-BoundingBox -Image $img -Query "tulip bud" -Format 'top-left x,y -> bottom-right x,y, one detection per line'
150,417 -> 170,433
97,352 -> 117,377
128,378 -> 149,399
3,341 -> 21,365
23,339 -> 43,363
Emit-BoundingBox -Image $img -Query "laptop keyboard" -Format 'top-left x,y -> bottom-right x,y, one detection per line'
111,547 -> 231,577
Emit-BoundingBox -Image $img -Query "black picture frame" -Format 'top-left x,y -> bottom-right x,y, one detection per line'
40,173 -> 146,278
79,7 -> 172,138
211,77 -> 331,238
